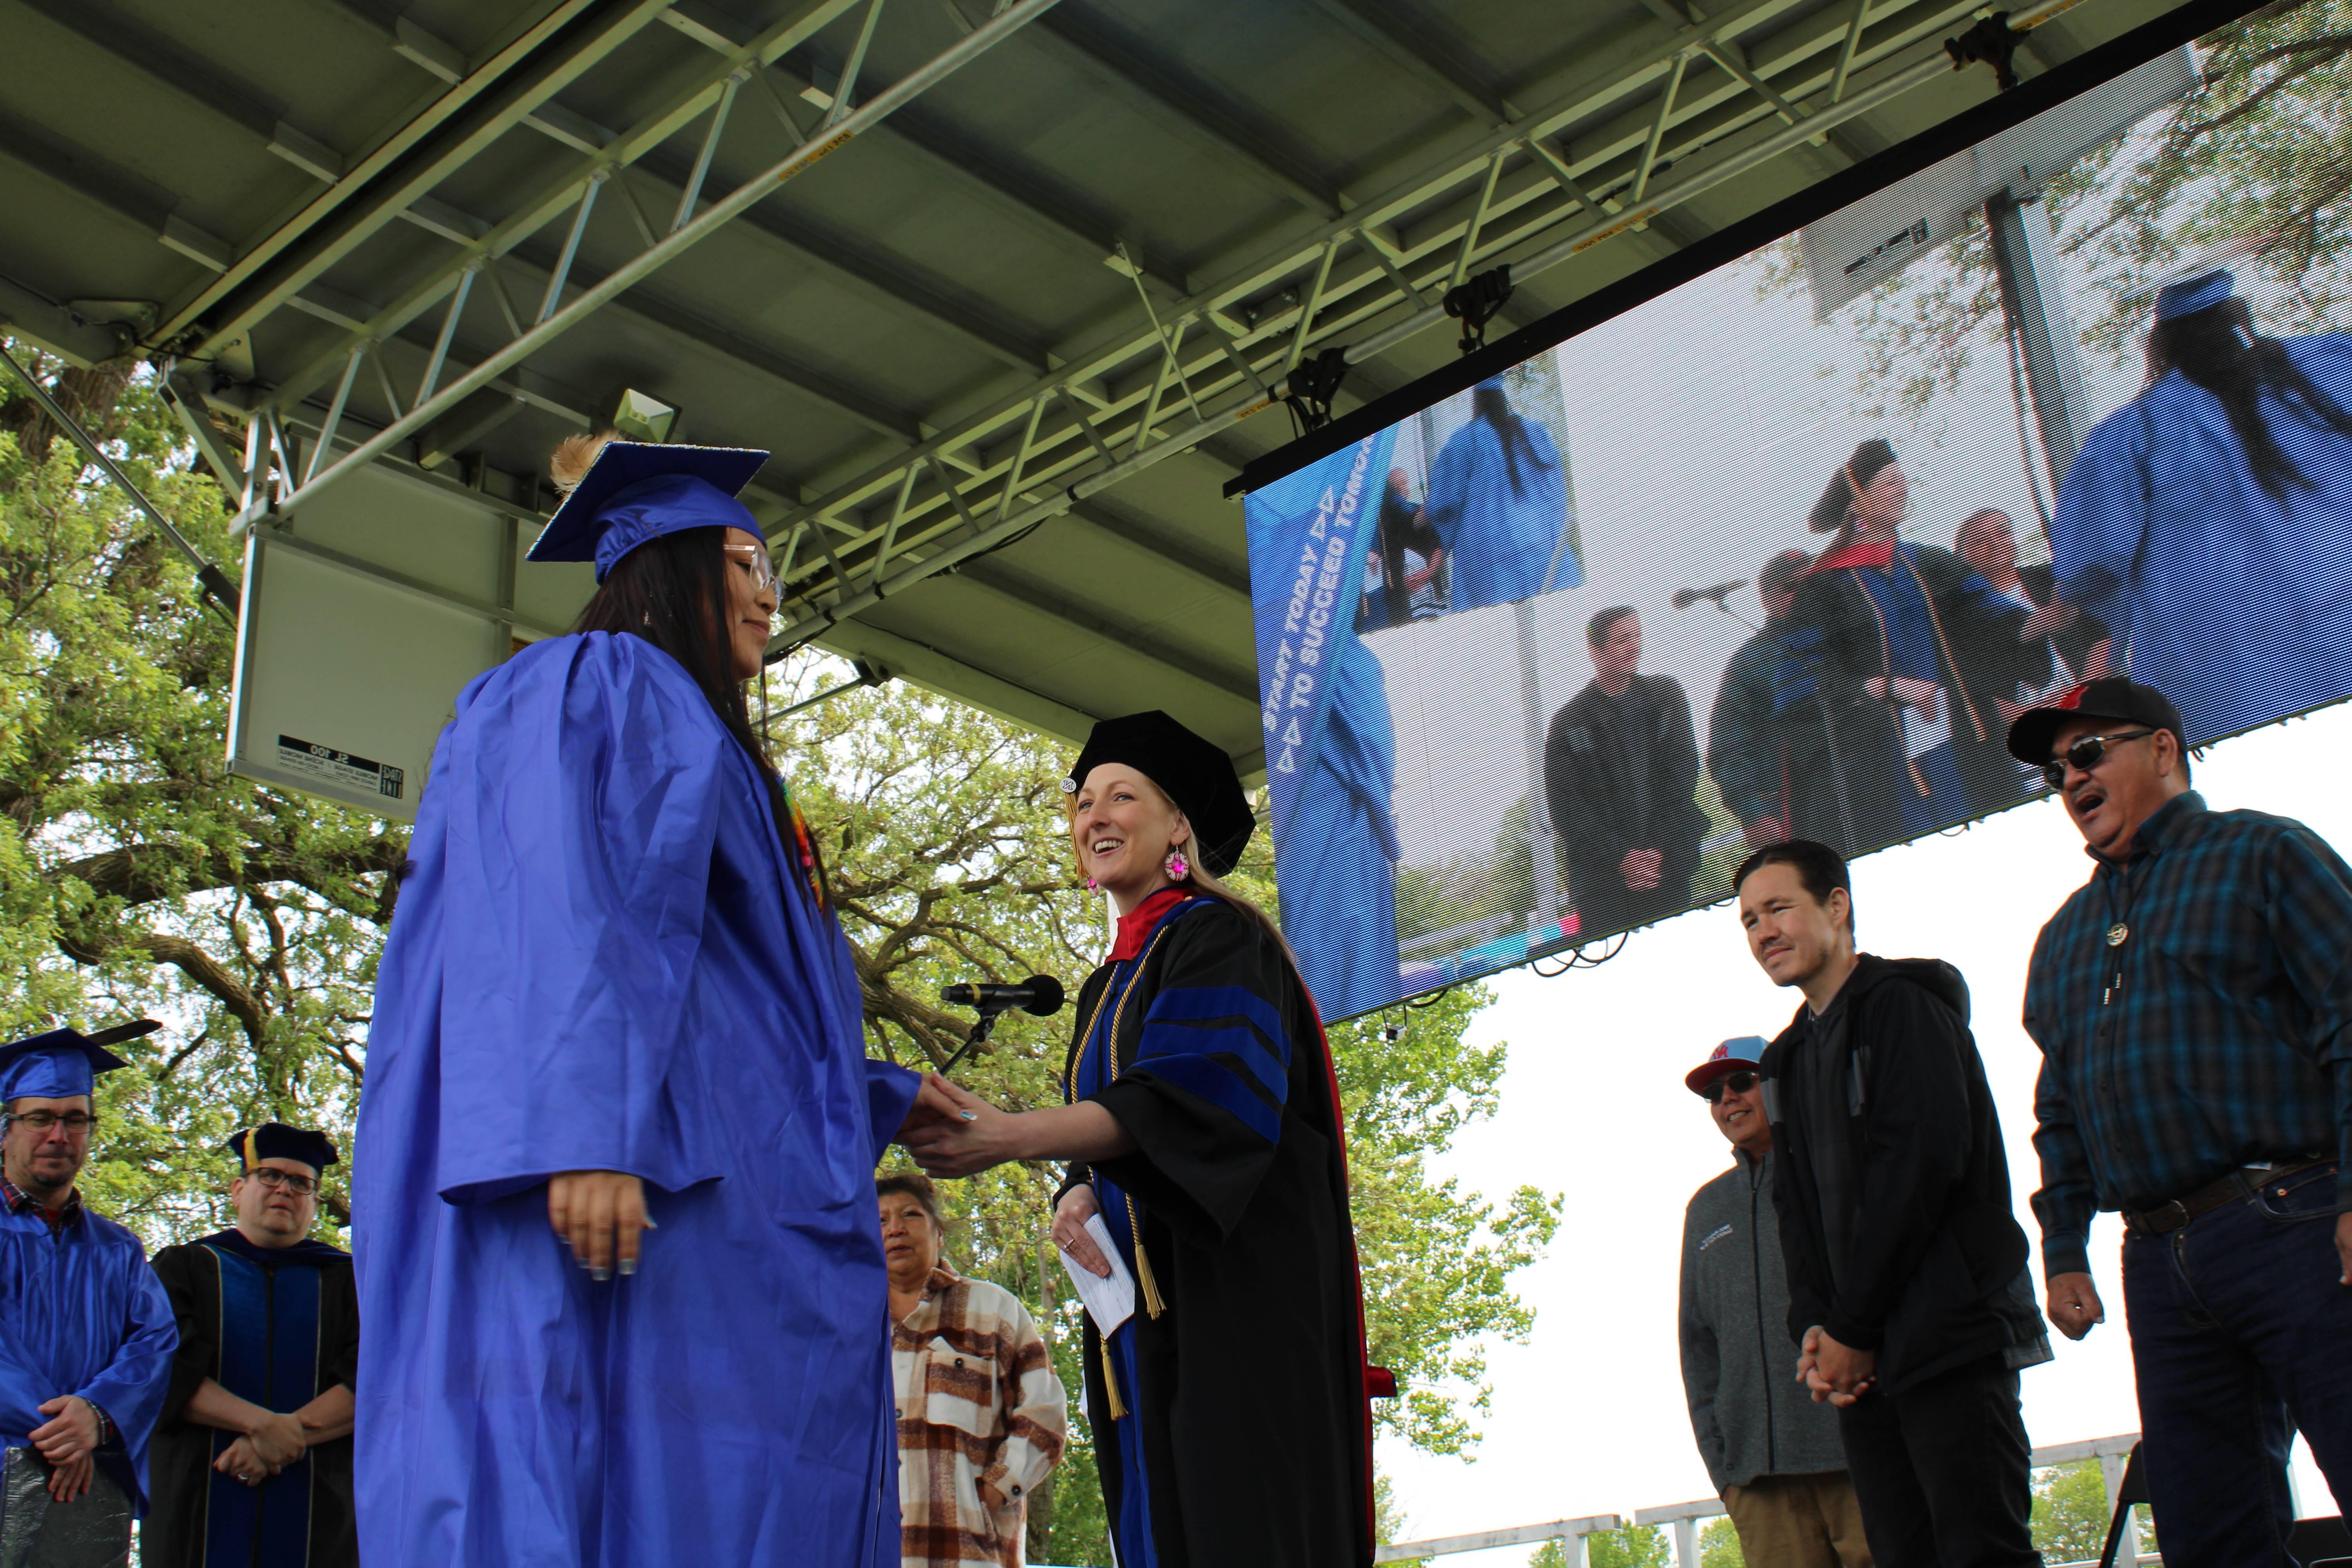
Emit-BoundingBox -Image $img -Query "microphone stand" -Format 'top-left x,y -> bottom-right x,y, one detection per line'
940,1000 -> 1017,1076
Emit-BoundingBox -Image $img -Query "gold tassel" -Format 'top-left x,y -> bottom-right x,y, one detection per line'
1099,1337 -> 1127,1420
1133,1240 -> 1167,1319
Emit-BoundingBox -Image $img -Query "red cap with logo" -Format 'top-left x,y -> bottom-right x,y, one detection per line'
1685,1036 -> 1767,1097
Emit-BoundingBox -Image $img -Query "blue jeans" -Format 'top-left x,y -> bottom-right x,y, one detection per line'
2121,1161 -> 2352,1568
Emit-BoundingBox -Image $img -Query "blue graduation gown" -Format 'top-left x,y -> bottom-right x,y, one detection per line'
1276,638 -> 1402,1019
354,631 -> 921,1568
2051,336 -> 2352,746
0,1204 -> 176,1512
1419,414 -> 1577,610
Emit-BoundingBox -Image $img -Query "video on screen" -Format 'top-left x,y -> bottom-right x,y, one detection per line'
1246,15 -> 2352,1022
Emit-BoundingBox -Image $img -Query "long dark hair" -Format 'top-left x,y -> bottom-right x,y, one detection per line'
2147,298 -> 2352,496
1472,383 -> 1554,497
571,524 -> 768,766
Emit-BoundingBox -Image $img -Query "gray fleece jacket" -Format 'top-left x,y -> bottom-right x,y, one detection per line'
1678,1150 -> 1849,1494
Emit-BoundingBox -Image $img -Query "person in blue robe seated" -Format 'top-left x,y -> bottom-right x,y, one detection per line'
1780,439 -> 2037,845
146,1123 -> 358,1568
0,1023 -> 178,1541
902,711 -> 1392,1568
1418,376 -> 1577,610
2049,266 -> 2352,747
354,432 -> 947,1568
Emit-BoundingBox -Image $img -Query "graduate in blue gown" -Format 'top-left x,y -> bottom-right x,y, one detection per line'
0,1023 -> 178,1526
1418,376 -> 1578,610
901,713 -> 1384,1568
355,436 -> 936,1568
2050,268 -> 2352,747
1280,635 -> 1403,1017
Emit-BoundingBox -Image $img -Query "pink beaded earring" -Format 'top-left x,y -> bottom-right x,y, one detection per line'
1085,877 -> 1099,891
1162,848 -> 1189,881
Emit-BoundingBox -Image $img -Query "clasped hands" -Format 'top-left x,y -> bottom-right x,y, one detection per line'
212,1409 -> 321,1490
1796,1326 -> 1876,1407
29,1396 -> 100,1503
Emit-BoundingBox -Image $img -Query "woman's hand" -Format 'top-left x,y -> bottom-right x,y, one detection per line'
900,1076 -> 1029,1179
1888,677 -> 1942,721
547,1170 -> 650,1280
1053,1185 -> 1111,1279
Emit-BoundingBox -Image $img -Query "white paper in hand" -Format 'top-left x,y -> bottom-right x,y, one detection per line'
1057,1213 -> 1136,1338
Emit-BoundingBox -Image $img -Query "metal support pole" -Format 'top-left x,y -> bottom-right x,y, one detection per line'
1985,186 -> 2092,491
2099,1452 -> 2141,1567
1515,597 -> 1561,940
824,0 -> 888,130
369,342 -> 407,420
869,458 -> 923,582
1285,239 -> 1341,374
1630,52 -> 1688,204
1449,149 -> 1509,292
1671,1519 -> 1698,1568
417,263 -> 481,405
993,395 -> 1051,522
0,343 -> 240,622
304,345 -> 367,484
673,71 -> 748,232
1358,227 -> 1428,307
1829,0 -> 1871,102
539,172 -> 607,323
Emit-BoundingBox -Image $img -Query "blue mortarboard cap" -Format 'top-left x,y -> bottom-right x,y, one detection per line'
225,1122 -> 339,1172
2155,268 -> 2235,321
1475,375 -> 1507,392
526,441 -> 769,583
0,1021 -> 156,1103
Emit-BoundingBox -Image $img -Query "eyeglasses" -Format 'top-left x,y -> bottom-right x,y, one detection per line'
9,1111 -> 95,1133
722,543 -> 777,591
2040,729 -> 2158,791
1703,1070 -> 1760,1104
246,1167 -> 319,1197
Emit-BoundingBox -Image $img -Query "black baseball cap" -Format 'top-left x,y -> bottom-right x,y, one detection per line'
2005,677 -> 2186,766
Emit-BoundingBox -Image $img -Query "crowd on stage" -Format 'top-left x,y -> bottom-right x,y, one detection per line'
0,260 -> 2348,1568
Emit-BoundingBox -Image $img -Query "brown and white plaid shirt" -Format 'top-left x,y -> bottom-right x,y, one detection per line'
893,1265 -> 1067,1568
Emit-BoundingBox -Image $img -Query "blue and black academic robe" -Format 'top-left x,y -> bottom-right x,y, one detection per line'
1059,889 -> 1379,1568
144,1230 -> 359,1568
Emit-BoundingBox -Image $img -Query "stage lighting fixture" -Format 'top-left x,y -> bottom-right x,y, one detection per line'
610,389 -> 678,444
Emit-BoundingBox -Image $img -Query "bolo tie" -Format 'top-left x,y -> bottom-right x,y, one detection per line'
2100,860 -> 2135,1007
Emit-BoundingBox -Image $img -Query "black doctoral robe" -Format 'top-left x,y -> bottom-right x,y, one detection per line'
1060,890 -> 1377,1568
145,1231 -> 359,1568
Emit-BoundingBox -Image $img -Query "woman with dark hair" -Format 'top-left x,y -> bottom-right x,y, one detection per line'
901,711 -> 1384,1568
2050,267 -> 2352,746
1777,440 -> 2034,847
354,435 -> 942,1567
1417,376 -> 1578,610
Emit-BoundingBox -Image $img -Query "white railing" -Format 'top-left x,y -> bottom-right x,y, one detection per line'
1376,1432 -> 2146,1564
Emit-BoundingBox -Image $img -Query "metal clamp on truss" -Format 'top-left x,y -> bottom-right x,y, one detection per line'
1443,265 -> 1514,356
1283,347 -> 1350,434
1945,11 -> 2022,91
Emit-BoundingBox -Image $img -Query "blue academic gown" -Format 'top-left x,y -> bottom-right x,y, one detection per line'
1277,637 -> 1403,1019
354,631 -> 922,1568
0,1203 -> 176,1512
2052,336 -> 2352,746
1419,414 -> 1577,610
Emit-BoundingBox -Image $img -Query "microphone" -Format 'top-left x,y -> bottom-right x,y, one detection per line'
940,976 -> 1067,1017
1672,580 -> 1747,611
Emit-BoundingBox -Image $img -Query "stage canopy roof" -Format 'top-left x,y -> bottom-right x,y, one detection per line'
0,0 -> 2201,781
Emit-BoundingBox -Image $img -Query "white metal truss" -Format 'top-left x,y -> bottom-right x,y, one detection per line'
198,0 -> 2108,665
753,0 -> 2093,648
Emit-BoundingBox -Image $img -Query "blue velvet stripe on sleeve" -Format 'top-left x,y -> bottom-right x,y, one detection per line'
1133,985 -> 1293,1143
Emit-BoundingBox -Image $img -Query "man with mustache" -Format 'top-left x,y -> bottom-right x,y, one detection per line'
2014,678 -> 2352,1568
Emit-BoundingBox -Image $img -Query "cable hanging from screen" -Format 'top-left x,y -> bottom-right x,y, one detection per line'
1530,931 -> 1630,976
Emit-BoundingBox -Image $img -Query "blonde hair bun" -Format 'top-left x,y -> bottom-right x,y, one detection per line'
549,429 -> 622,496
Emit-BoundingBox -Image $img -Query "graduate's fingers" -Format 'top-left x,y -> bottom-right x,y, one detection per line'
575,1176 -> 618,1279
614,1175 -> 647,1278
547,1172 -> 575,1240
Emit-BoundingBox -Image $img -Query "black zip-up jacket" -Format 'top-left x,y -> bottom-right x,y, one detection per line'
1761,954 -> 2049,1394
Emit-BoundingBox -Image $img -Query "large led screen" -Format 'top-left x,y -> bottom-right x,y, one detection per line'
1245,8 -> 2352,1022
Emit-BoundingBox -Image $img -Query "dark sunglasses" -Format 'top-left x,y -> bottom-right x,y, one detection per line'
2040,729 -> 2157,790
1704,1070 -> 1760,1103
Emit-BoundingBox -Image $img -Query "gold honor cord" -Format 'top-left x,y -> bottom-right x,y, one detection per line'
1065,915 -> 1183,1418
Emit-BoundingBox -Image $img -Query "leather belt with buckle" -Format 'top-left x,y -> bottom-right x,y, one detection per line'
2122,1157 -> 2333,1238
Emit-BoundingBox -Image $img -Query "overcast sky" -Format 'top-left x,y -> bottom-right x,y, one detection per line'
1376,707 -> 2352,1560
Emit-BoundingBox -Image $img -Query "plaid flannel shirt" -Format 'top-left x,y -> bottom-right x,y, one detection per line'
2023,791 -> 2352,1278
893,1265 -> 1067,1568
